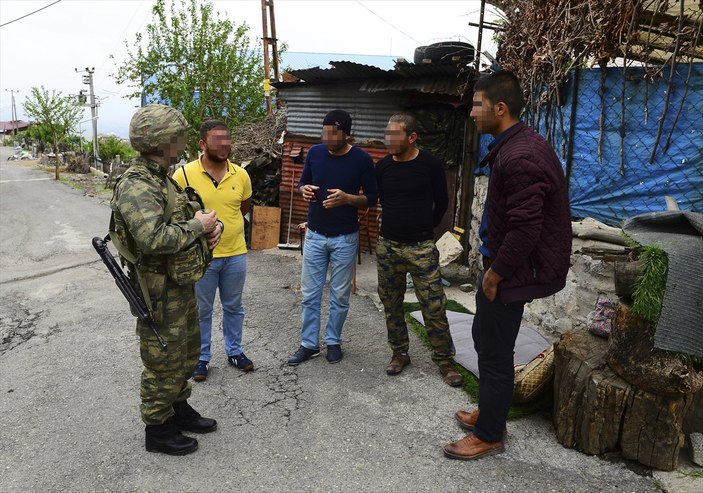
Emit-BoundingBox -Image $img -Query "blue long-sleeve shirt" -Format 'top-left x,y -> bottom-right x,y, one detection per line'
298,144 -> 377,236
478,125 -> 515,259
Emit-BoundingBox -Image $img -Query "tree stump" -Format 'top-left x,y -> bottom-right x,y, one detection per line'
607,302 -> 703,397
685,389 -> 703,435
620,389 -> 688,470
554,331 -> 626,454
554,330 -> 693,471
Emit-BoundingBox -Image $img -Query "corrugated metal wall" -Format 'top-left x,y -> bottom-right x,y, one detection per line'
278,83 -> 403,143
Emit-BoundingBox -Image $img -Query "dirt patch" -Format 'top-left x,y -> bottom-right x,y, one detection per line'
21,159 -> 114,205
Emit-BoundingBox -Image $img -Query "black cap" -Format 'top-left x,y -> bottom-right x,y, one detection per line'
322,109 -> 352,135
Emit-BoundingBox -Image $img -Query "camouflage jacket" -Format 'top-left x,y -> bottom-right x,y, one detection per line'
110,157 -> 205,269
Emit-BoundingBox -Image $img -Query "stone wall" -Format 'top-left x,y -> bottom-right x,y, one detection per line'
467,178 -> 617,338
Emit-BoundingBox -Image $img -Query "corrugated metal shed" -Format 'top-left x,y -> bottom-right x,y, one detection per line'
280,83 -> 402,143
274,59 -> 476,250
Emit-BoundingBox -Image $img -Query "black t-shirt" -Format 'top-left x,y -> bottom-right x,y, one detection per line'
375,149 -> 449,243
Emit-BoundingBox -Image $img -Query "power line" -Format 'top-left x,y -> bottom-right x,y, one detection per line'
353,0 -> 422,45
0,0 -> 63,28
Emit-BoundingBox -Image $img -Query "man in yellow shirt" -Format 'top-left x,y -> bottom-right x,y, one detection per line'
173,120 -> 253,381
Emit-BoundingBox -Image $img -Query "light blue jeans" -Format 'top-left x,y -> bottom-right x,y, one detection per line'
194,254 -> 247,361
300,229 -> 358,349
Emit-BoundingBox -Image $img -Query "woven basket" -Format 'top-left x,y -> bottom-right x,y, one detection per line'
513,344 -> 555,403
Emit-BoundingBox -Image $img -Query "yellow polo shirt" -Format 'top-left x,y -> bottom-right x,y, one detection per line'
173,157 -> 252,257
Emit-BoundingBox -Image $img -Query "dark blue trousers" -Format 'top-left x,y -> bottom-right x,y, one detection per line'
472,273 -> 525,443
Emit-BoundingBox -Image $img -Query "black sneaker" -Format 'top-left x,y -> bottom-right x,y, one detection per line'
287,345 -> 320,366
227,352 -> 254,372
326,344 -> 343,364
193,360 -> 209,382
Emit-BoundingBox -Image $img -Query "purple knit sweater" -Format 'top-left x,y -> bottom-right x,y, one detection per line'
483,122 -> 572,304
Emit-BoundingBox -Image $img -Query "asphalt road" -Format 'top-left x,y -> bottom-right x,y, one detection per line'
0,147 -> 679,492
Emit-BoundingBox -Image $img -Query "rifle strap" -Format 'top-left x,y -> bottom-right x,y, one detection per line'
108,173 -> 177,316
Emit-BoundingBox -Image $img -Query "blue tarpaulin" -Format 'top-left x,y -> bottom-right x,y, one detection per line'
477,64 -> 703,226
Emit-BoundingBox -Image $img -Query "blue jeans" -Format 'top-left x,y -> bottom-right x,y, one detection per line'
300,229 -> 358,349
194,254 -> 247,361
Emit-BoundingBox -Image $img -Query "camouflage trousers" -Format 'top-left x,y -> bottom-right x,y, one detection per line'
376,237 -> 455,365
136,271 -> 200,425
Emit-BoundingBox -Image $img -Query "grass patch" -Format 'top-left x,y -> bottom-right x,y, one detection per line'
631,245 -> 668,322
58,175 -> 81,190
404,301 -> 552,419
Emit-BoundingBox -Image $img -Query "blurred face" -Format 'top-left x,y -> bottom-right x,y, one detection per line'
201,127 -> 231,162
159,133 -> 188,166
384,122 -> 415,156
322,124 -> 347,152
471,90 -> 500,135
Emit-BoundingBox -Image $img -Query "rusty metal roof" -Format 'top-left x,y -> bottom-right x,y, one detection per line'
276,60 -> 472,97
360,76 -> 466,96
286,61 -> 389,81
0,121 -> 31,132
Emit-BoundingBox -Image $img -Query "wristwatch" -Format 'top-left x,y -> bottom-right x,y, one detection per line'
217,220 -> 225,233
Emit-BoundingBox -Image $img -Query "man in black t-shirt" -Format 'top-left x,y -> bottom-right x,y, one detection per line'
376,112 -> 463,388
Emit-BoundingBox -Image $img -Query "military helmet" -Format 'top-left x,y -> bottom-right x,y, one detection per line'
129,104 -> 189,153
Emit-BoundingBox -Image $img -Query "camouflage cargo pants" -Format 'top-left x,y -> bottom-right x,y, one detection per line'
137,272 -> 200,425
376,237 -> 455,365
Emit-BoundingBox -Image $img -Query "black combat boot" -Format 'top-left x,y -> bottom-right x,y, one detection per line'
172,400 -> 218,433
144,418 -> 198,455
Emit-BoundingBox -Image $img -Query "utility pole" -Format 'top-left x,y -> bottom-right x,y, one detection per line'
5,89 -> 19,141
261,0 -> 280,115
76,67 -> 100,170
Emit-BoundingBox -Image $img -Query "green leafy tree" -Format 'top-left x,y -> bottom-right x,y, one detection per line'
21,86 -> 83,154
113,0 -> 267,152
98,135 -> 137,162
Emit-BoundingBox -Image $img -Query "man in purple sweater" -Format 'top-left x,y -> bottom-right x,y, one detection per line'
443,71 -> 572,460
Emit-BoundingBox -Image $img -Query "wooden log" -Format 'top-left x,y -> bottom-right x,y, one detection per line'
576,364 -> 631,454
613,259 -> 645,299
572,238 -> 629,255
554,329 -> 691,470
572,218 -> 628,245
553,330 -> 611,449
607,302 -> 703,397
684,388 -> 703,435
620,389 -> 689,471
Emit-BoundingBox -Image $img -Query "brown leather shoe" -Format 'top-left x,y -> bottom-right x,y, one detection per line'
386,352 -> 410,375
443,432 -> 504,461
455,410 -> 507,438
439,363 -> 464,387
455,409 -> 479,430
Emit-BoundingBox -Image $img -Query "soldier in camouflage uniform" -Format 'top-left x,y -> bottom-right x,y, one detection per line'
375,113 -> 463,387
111,104 -> 222,455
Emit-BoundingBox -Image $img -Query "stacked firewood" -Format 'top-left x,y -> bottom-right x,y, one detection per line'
229,112 -> 287,207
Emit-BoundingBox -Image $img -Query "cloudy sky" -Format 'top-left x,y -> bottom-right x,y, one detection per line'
0,0 -> 501,138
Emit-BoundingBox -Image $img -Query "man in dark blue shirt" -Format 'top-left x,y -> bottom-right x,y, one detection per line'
287,110 -> 377,365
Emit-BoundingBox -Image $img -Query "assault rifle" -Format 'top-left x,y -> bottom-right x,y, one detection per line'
92,236 -> 168,349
